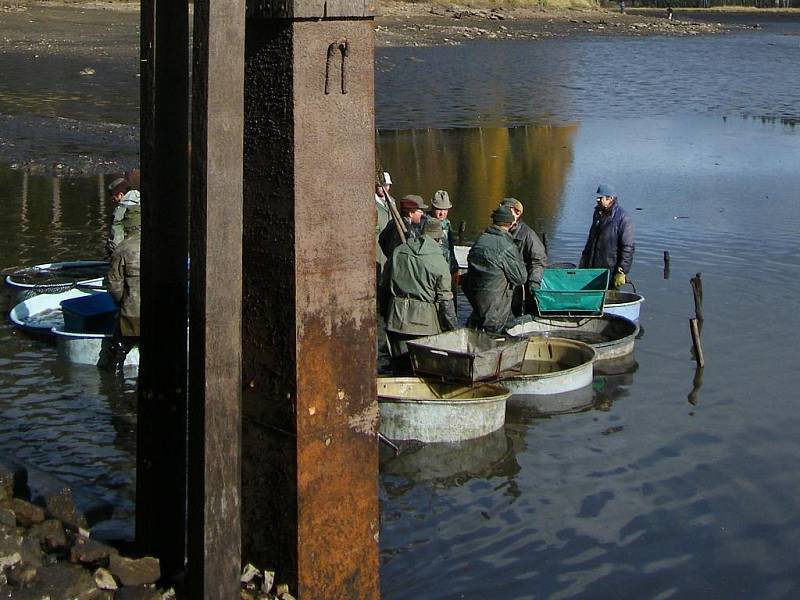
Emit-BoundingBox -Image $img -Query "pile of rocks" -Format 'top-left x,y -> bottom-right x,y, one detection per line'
1,463 -> 296,599
1,494 -> 165,598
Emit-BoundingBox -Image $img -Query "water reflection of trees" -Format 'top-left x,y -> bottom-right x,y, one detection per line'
377,124 -> 578,241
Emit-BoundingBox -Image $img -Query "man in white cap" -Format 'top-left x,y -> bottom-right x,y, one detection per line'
375,171 -> 393,280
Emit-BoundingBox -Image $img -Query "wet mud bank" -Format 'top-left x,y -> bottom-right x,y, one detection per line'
0,2 -> 756,174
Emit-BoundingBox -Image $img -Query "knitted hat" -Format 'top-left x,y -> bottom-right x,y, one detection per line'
501,197 -> 524,214
596,183 -> 616,198
491,205 -> 515,225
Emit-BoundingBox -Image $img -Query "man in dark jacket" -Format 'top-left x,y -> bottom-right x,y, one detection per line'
383,218 -> 457,371
501,197 -> 547,315
378,194 -> 427,261
463,205 -> 527,333
579,184 -> 635,289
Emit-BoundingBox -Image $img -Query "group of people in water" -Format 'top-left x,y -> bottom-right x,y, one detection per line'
374,173 -> 635,370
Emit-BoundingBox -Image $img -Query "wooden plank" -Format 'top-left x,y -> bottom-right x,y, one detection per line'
136,0 -> 190,582
187,0 -> 245,597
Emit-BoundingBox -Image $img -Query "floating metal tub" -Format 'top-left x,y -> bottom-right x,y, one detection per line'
377,377 -> 510,443
507,314 -> 638,362
407,328 -> 527,383
604,290 -> 645,323
499,337 -> 595,395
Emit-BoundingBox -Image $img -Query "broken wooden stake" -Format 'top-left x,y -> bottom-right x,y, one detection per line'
690,317 -> 705,368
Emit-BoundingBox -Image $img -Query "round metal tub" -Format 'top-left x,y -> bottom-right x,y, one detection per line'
604,290 -> 645,323
52,327 -> 139,368
377,377 -> 510,443
508,314 -> 638,362
500,337 -> 595,396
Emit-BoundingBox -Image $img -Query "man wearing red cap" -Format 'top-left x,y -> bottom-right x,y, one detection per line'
378,194 -> 428,261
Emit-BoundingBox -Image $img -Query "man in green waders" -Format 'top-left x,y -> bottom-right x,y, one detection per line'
104,206 -> 141,369
382,218 -> 458,373
463,205 -> 527,333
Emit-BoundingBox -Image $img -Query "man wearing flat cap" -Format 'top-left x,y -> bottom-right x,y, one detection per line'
382,218 -> 458,371
463,205 -> 527,333
378,194 -> 427,261
501,197 -> 547,315
579,184 -> 635,289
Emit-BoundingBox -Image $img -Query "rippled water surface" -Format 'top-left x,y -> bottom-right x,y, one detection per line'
1,18 -> 800,597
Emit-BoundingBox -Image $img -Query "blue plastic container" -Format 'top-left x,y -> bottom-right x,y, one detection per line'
60,292 -> 119,334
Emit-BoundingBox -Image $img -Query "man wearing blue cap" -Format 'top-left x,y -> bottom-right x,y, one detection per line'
579,184 -> 635,289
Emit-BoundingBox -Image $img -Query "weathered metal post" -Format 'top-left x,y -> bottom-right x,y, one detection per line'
241,0 -> 380,596
137,0 -> 190,582
187,0 -> 246,597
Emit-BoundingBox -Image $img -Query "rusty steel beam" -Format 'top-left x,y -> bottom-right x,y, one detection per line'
137,0 -> 190,582
187,0 -> 245,597
242,7 -> 379,599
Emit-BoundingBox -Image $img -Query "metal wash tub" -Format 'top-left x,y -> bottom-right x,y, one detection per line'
499,337 -> 596,396
377,377 -> 511,443
507,314 -> 638,363
603,290 -> 645,323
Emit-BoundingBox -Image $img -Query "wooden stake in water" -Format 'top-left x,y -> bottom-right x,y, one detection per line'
690,317 -> 705,368
690,273 -> 703,322
663,251 -> 670,279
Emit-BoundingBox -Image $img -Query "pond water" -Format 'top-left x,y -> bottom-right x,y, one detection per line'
0,17 -> 799,597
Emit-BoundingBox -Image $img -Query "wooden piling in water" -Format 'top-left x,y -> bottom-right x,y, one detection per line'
663,251 -> 670,279
137,0 -> 190,582
690,318 -> 705,368
690,272 -> 703,322
186,0 -> 245,597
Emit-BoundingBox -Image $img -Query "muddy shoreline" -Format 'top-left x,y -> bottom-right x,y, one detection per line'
0,2 -> 783,174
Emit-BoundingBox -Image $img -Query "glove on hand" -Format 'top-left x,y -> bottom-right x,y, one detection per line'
612,268 -> 627,290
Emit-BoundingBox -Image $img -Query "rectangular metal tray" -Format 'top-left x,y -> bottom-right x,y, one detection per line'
407,328 -> 528,383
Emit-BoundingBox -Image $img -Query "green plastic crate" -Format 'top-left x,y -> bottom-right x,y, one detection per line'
534,268 -> 609,316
